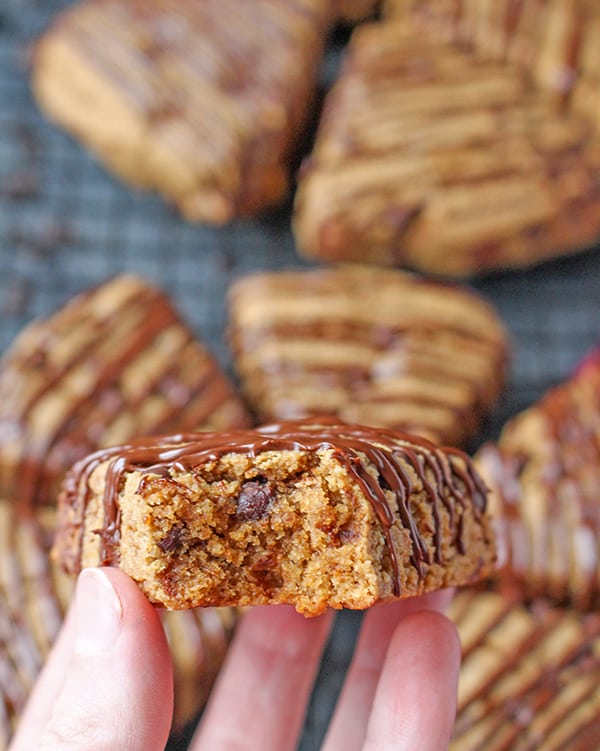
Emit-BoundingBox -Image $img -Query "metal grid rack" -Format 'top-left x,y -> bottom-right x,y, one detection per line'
2,2 -> 600,749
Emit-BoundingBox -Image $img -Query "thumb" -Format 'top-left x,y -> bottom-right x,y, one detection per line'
12,568 -> 173,751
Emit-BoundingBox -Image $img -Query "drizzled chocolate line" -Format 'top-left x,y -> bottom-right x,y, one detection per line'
1,276 -> 247,509
16,289 -> 180,506
451,589 -> 600,749
63,418 -> 487,595
479,360 -> 600,609
41,0 -> 331,219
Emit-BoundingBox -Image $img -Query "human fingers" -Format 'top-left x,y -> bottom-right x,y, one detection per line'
10,568 -> 173,751
9,602 -> 77,749
190,605 -> 334,751
362,610 -> 460,751
322,589 -> 454,751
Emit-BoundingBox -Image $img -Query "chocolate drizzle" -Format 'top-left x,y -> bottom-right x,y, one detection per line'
0,275 -> 249,509
451,588 -> 600,749
60,417 -> 489,596
476,354 -> 600,609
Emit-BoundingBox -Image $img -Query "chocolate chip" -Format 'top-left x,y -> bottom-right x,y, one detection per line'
236,478 -> 276,521
378,473 -> 392,491
158,524 -> 186,552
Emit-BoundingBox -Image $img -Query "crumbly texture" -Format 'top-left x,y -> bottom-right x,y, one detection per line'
0,274 -> 250,507
293,17 -> 600,276
0,499 -> 239,747
450,587 -> 600,750
228,266 -> 509,447
32,0 -> 332,223
53,421 -> 496,616
475,351 -> 600,611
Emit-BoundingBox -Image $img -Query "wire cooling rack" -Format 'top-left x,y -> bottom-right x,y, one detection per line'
2,2 -> 600,749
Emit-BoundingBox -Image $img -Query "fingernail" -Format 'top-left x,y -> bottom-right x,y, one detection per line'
74,568 -> 123,656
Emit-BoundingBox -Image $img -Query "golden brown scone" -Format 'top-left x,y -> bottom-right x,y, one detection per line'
53,418 -> 496,617
31,0 -> 332,223
293,19 -> 600,276
0,500 -> 239,748
228,266 -> 509,447
475,348 -> 600,611
450,587 -> 600,751
0,274 -> 250,508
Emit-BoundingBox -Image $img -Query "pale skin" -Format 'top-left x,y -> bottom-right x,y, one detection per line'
9,568 -> 460,751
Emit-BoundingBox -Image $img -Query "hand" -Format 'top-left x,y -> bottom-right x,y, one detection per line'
9,569 -> 460,751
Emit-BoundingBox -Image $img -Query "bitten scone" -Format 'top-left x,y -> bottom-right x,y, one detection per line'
228,266 -> 509,447
53,419 -> 496,617
0,274 -> 250,508
293,19 -> 600,276
475,347 -> 600,610
450,587 -> 600,751
32,0 -> 332,223
0,500 -> 239,748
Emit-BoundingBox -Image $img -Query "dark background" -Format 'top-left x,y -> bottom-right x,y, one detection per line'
2,2 -> 600,748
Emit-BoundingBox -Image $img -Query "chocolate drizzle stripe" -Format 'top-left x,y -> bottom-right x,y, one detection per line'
50,0 -> 330,213
65,419 -> 487,596
13,288 -> 180,507
151,365 -> 241,434
6,282 -> 197,505
480,361 -> 600,606
451,589 -> 600,748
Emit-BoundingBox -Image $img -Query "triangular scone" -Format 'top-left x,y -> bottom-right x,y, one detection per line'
450,587 -> 600,750
475,349 -> 600,610
0,500 -> 239,746
32,0 -> 332,223
0,274 -> 250,508
53,419 -> 496,617
228,266 -> 509,447
294,19 -> 600,276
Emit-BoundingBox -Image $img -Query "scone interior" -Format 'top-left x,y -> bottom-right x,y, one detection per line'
56,421 -> 496,616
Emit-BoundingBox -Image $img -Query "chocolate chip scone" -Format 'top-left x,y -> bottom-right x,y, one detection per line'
53,418 -> 496,617
0,274 -> 250,508
0,500 -> 239,749
32,0 -> 332,223
228,266 -> 509,447
475,347 -> 600,611
293,19 -> 600,276
450,587 -> 600,750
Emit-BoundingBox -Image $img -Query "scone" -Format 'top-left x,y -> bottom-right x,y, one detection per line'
0,500 -> 239,748
0,274 -> 250,508
475,348 -> 600,610
293,19 -> 600,276
228,266 -> 509,447
53,418 -> 496,617
32,0 -> 332,223
450,587 -> 600,750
